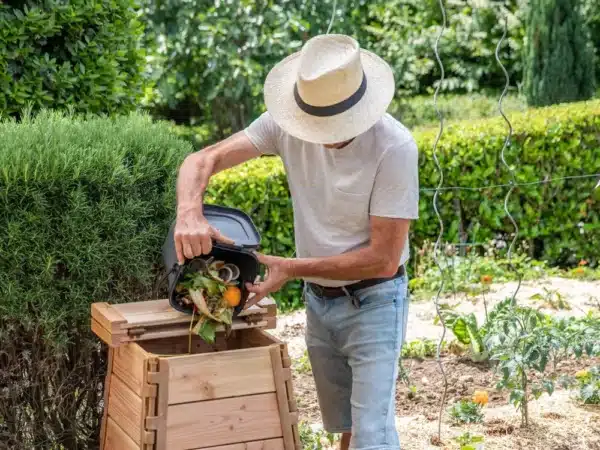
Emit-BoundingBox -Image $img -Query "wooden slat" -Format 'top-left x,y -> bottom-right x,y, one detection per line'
167,347 -> 275,404
126,319 -> 267,343
269,346 -> 295,450
237,304 -> 268,317
100,348 -> 115,450
239,329 -> 283,349
104,417 -> 140,450
192,438 -> 285,450
107,375 -> 143,445
142,358 -> 159,449
92,318 -> 124,347
112,344 -> 148,396
139,334 -> 228,356
111,298 -> 274,328
166,393 -> 282,449
92,302 -> 127,333
155,358 -> 170,450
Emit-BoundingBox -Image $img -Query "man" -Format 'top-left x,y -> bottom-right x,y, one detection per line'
174,34 -> 419,450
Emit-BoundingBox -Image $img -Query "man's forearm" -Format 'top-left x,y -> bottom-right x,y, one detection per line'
286,245 -> 402,281
176,150 -> 216,214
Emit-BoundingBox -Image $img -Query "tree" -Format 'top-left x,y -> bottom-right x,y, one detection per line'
523,0 -> 596,107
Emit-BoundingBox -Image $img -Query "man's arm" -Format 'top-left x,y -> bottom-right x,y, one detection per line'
246,215 -> 411,305
175,131 -> 262,263
288,216 -> 410,279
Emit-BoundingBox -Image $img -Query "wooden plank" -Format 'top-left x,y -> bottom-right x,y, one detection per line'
99,348 -> 115,450
112,298 -> 271,329
104,417 -> 140,450
155,358 -> 170,450
269,346 -> 295,450
259,297 -> 278,317
239,329 -> 283,349
142,358 -> 159,449
237,305 -> 268,317
167,347 -> 275,404
107,375 -> 143,445
139,334 -> 228,356
92,318 -> 124,347
265,317 -> 277,330
279,345 -> 299,449
166,393 -> 282,449
92,302 -> 127,333
112,344 -> 148,396
192,438 -> 285,450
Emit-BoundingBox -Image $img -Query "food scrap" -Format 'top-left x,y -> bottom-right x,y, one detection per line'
175,257 -> 242,344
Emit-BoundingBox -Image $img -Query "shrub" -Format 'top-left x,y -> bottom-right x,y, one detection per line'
0,111 -> 191,448
0,0 -> 145,119
205,99 -> 600,309
390,92 -> 527,129
448,400 -> 484,424
575,366 -> 600,405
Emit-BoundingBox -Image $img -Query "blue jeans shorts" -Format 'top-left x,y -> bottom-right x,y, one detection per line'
304,275 -> 409,450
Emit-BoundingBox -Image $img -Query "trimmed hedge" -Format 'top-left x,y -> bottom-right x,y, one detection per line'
0,111 -> 190,448
0,0 -> 145,118
205,99 -> 600,308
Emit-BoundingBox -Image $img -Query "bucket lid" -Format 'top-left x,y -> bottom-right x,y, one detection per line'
162,204 -> 261,272
203,204 -> 261,248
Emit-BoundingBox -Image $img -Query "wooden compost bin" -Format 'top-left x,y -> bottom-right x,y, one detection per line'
91,297 -> 300,450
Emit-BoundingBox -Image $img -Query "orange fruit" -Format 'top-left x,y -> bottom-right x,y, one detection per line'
473,390 -> 489,406
223,286 -> 242,307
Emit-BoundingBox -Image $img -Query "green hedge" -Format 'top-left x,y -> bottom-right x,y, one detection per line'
0,111 -> 190,448
0,0 -> 145,118
205,99 -> 600,308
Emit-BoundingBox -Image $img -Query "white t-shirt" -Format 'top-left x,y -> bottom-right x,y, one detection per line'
244,112 -> 419,287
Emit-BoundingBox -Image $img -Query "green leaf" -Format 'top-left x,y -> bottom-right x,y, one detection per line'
452,318 -> 472,345
196,319 -> 217,344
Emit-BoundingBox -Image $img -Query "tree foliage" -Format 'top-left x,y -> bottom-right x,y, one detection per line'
139,0 -> 532,130
523,0 -> 596,106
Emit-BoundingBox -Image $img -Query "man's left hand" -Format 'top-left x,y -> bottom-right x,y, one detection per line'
245,253 -> 293,308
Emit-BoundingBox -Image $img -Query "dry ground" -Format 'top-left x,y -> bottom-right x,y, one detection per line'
271,277 -> 600,449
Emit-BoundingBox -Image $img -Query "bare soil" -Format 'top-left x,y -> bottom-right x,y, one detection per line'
271,277 -> 600,449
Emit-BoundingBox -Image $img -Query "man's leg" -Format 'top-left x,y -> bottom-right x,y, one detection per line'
304,288 -> 353,436
340,277 -> 409,449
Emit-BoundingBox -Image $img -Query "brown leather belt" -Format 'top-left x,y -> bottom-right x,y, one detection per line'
306,265 -> 405,299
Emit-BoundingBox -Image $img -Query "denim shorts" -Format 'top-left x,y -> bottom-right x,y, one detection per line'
304,276 -> 409,450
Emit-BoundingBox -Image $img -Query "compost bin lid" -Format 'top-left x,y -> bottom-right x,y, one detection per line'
90,298 -> 277,347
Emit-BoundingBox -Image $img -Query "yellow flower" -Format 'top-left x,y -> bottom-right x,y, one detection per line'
473,390 -> 489,406
575,369 -> 589,379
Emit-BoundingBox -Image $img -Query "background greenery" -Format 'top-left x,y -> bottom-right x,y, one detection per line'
140,0 -> 599,140
0,0 -> 599,448
0,0 -> 146,119
206,99 -> 600,309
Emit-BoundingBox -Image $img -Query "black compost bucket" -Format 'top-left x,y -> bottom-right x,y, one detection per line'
161,204 -> 261,316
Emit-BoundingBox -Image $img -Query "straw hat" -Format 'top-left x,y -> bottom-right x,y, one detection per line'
263,34 -> 395,145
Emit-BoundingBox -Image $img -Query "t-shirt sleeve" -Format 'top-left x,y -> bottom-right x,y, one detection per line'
243,111 -> 281,156
369,138 -> 420,219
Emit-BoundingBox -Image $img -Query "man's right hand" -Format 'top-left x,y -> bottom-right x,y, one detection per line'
174,208 -> 234,264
